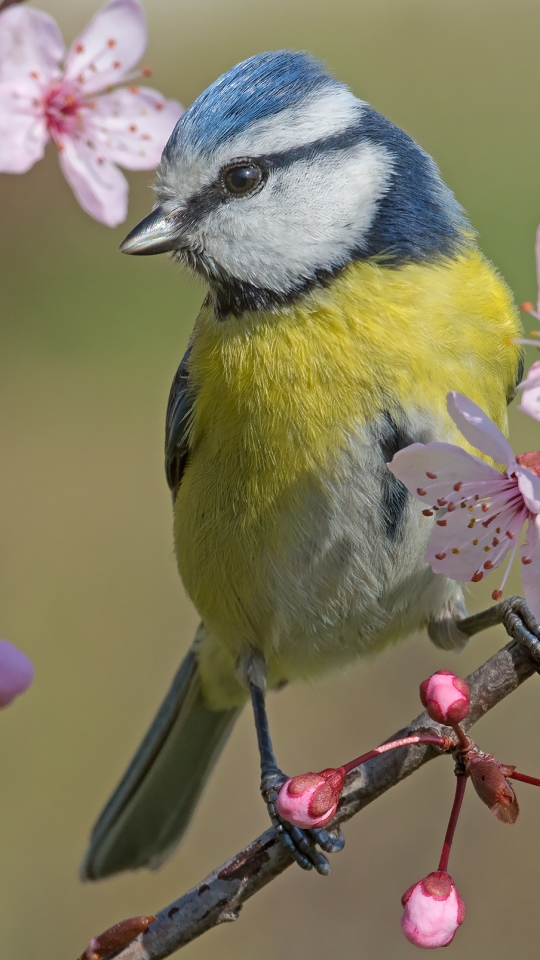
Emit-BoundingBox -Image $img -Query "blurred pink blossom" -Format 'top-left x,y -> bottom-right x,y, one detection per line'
276,768 -> 345,829
419,671 -> 470,726
516,359 -> 540,423
0,0 -> 183,225
401,872 -> 465,949
389,392 -> 540,617
0,639 -> 33,707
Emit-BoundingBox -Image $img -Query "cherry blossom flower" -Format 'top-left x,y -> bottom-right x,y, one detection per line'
419,671 -> 470,726
388,392 -> 540,618
516,222 -> 540,422
0,639 -> 33,707
276,768 -> 345,829
401,872 -> 465,949
515,358 -> 540,423
0,0 -> 183,225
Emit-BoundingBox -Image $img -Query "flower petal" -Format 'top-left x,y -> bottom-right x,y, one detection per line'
58,137 -> 127,226
447,392 -> 515,466
64,0 -> 147,95
518,360 -> 540,423
515,463 -> 540,514
0,639 -> 33,706
389,440 -> 526,581
0,83 -> 48,171
389,441 -> 503,505
425,492 -> 526,581
520,516 -> 540,621
0,5 -> 65,85
86,85 -> 183,170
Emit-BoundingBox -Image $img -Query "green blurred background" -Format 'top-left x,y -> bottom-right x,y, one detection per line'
2,0 -> 540,956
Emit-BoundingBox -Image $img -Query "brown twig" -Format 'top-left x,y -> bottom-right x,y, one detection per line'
78,637 -> 537,960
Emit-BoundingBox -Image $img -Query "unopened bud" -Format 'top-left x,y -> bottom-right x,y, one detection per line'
419,671 -> 470,726
78,916 -> 156,960
401,872 -> 465,948
466,754 -> 519,824
276,767 -> 345,829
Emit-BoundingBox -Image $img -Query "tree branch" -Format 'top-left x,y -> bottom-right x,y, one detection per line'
88,638 -> 536,960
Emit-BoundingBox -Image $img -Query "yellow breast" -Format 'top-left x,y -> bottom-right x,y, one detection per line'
174,248 -> 521,657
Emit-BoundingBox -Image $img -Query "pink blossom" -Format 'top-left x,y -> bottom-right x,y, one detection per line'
516,359 -> 540,423
276,768 -> 345,829
388,392 -> 540,618
401,872 -> 465,948
419,671 -> 470,726
515,221 -> 540,422
0,0 -> 183,225
0,640 -> 33,707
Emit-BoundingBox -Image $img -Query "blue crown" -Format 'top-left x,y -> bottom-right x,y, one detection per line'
164,51 -> 340,156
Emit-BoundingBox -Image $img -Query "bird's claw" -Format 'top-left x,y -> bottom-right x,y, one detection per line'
261,771 -> 345,875
498,595 -> 540,666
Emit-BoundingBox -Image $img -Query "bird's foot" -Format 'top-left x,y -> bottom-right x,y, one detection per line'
497,596 -> 540,665
261,770 -> 345,875
459,594 -> 540,668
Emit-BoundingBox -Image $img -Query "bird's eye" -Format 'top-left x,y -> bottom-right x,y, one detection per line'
222,163 -> 263,196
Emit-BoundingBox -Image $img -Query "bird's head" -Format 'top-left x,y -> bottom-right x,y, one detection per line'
121,51 -> 468,318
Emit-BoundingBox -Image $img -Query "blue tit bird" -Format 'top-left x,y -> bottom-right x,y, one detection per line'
82,50 -> 523,880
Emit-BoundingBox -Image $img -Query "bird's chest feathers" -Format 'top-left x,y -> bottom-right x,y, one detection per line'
173,255 -> 520,635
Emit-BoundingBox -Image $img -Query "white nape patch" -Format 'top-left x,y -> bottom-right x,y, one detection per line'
157,86 -> 364,207
196,141 -> 393,292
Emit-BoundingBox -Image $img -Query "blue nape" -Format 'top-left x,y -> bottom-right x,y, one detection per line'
164,51 -> 339,156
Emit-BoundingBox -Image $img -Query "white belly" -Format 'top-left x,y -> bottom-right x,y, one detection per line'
260,417 -> 463,683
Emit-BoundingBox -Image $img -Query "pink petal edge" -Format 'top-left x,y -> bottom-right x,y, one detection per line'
0,640 -> 33,707
446,392 -> 515,466
0,89 -> 48,172
88,85 -> 183,170
0,5 -> 65,84
521,516 -> 540,621
58,137 -> 128,226
388,440 -> 501,502
518,361 -> 540,423
64,0 -> 147,95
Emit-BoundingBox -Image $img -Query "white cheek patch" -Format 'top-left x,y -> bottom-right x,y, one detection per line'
199,142 -> 394,291
156,85 -> 364,205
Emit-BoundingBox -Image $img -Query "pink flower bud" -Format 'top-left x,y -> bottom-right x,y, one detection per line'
276,767 -> 345,829
419,671 -> 470,726
0,640 -> 33,707
401,872 -> 465,948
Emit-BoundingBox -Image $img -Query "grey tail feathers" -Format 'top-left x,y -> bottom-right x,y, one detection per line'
81,636 -> 241,880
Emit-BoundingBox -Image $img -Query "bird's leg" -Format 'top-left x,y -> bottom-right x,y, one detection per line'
457,595 -> 540,667
247,658 -> 344,875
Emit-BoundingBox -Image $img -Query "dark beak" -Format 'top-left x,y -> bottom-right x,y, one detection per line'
119,205 -> 181,255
